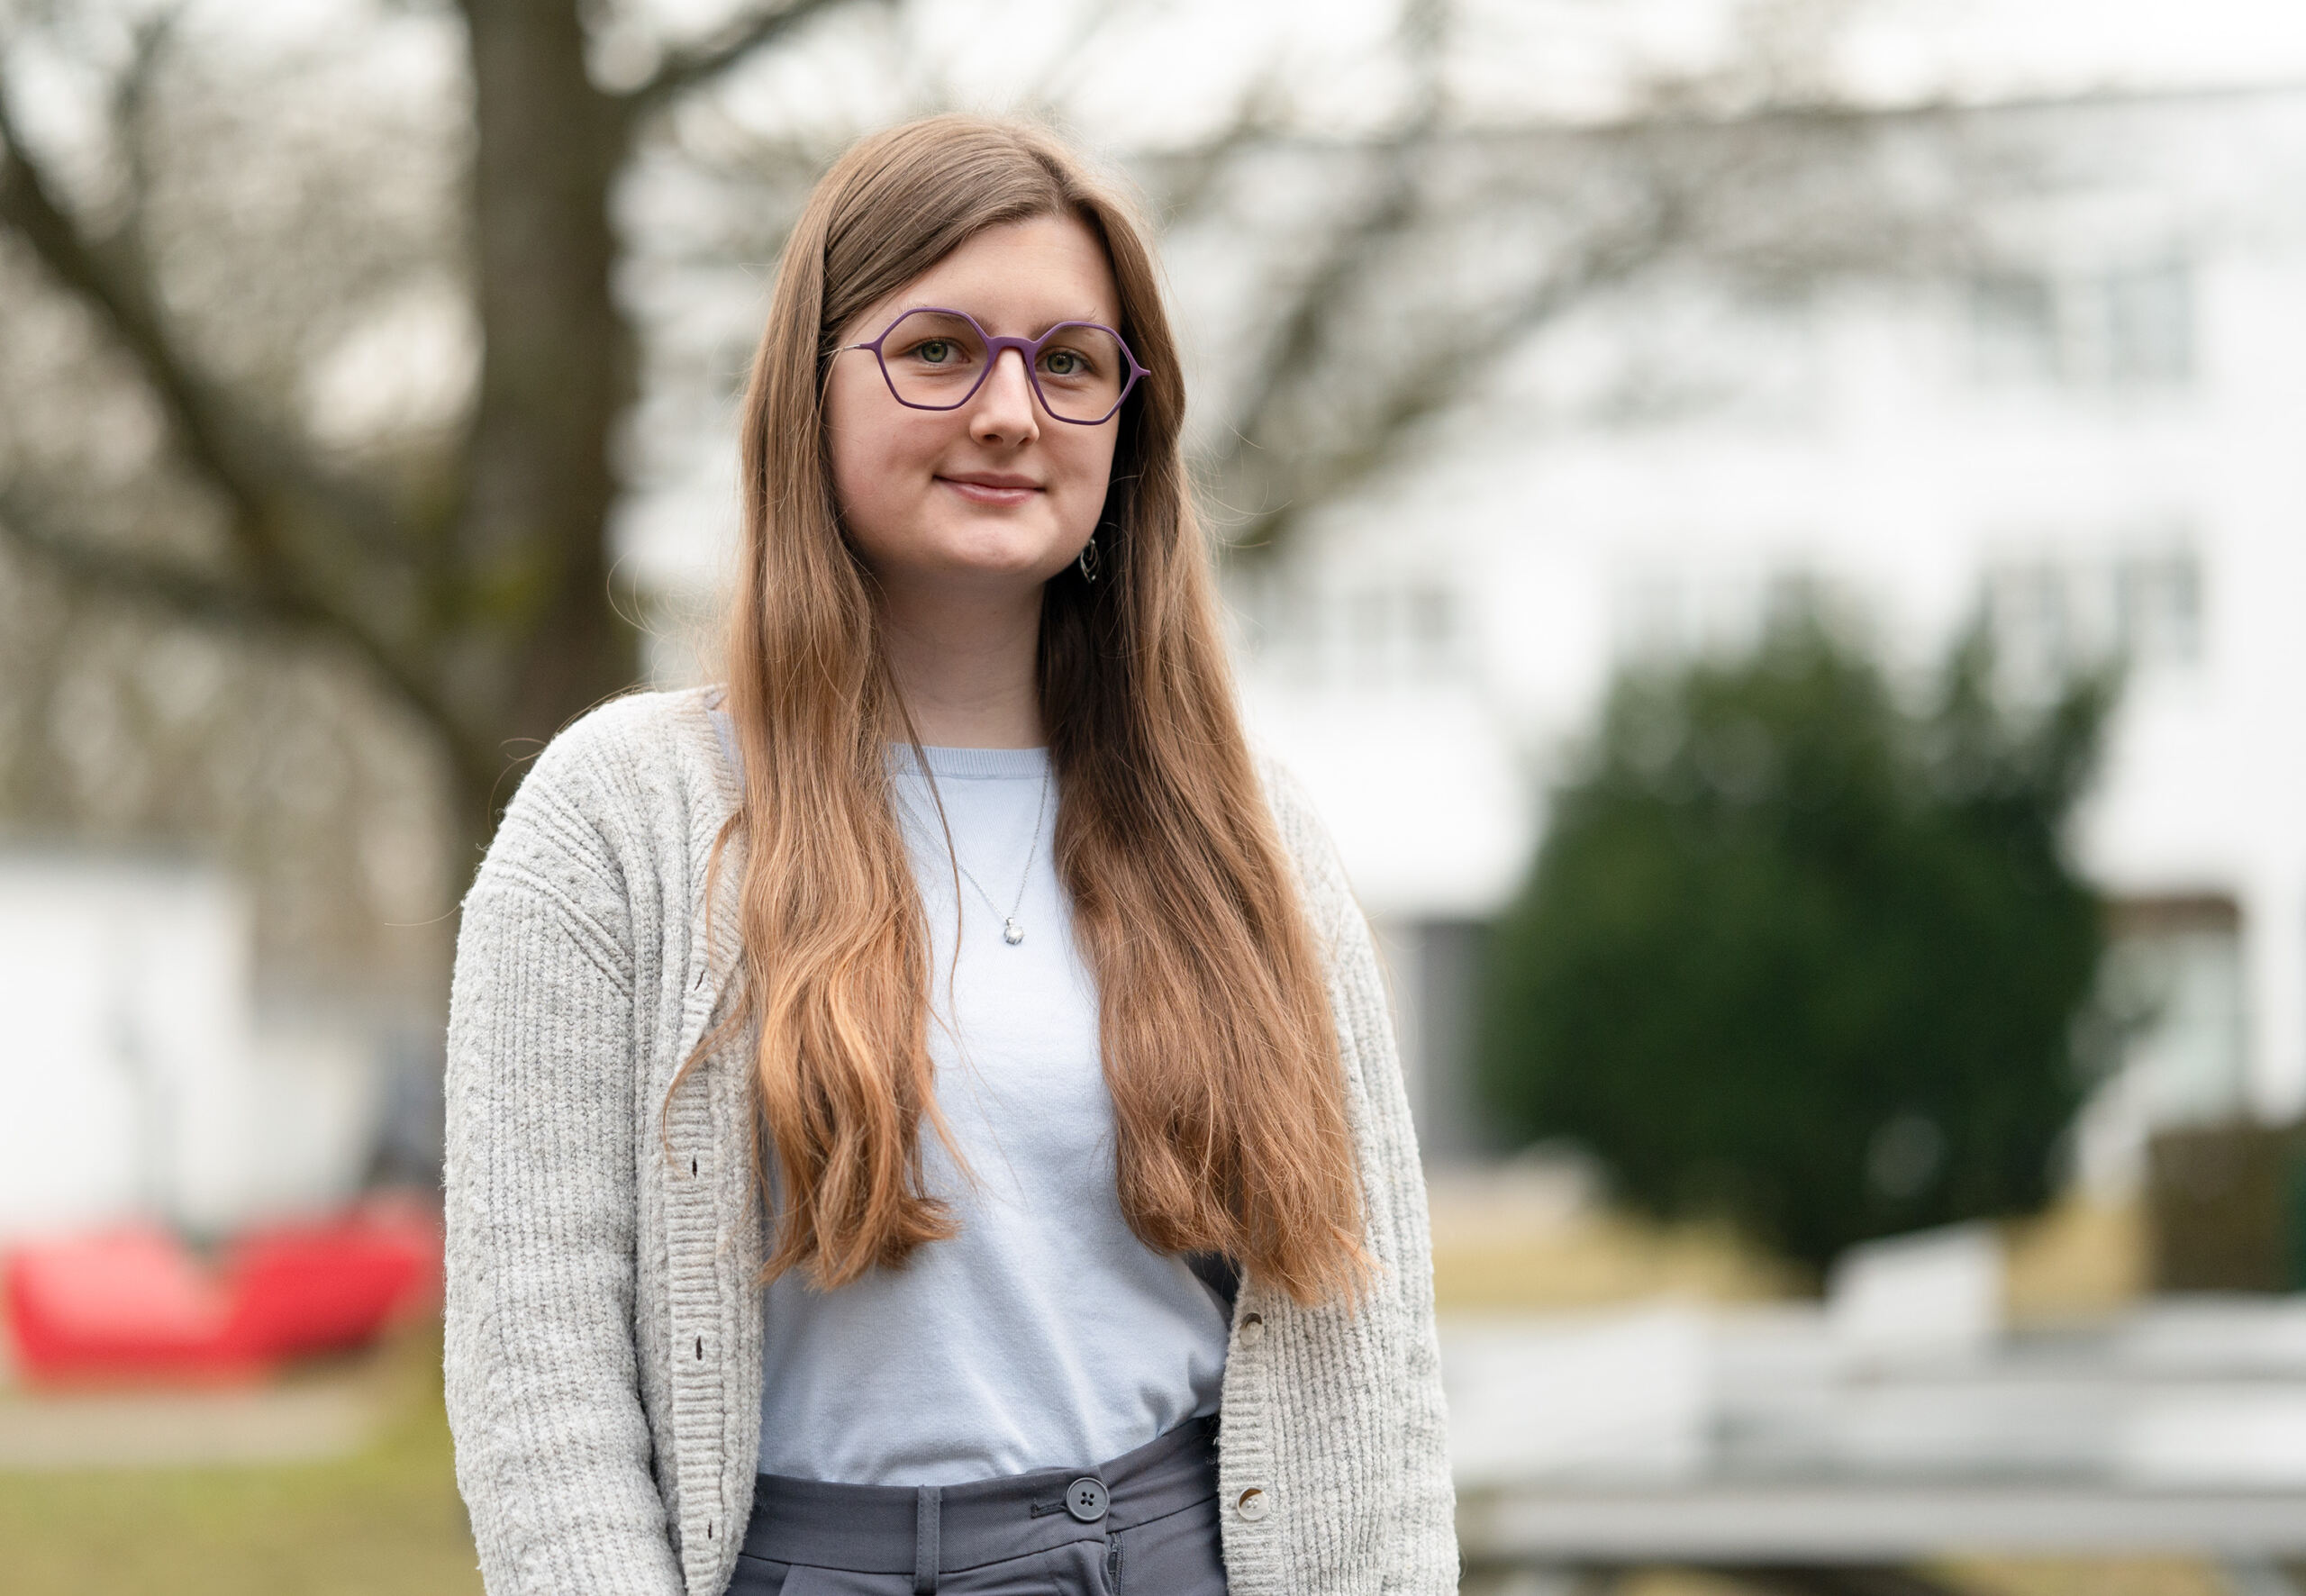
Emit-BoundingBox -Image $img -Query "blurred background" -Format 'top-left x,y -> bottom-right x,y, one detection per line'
4,0 -> 2306,1591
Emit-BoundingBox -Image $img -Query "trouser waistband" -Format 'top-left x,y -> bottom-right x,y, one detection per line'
743,1414 -> 1221,1593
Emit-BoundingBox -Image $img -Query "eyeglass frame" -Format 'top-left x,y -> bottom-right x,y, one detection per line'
837,306 -> 1150,427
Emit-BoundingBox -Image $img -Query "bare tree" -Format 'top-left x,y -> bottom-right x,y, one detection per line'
1153,60 -> 2013,552
0,0 -> 864,857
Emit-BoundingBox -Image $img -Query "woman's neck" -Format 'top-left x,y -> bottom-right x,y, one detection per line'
877,582 -> 1046,749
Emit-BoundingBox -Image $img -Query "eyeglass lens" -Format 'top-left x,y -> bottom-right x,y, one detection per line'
876,310 -> 1129,422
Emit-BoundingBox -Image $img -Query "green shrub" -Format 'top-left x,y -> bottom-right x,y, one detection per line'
1478,616 -> 2113,1270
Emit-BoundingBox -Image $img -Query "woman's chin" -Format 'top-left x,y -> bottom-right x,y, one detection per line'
903,527 -> 1077,586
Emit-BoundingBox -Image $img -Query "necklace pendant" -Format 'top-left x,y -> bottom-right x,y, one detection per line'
1003,917 -> 1025,946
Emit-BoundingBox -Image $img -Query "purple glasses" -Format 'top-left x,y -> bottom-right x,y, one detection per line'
840,307 -> 1148,425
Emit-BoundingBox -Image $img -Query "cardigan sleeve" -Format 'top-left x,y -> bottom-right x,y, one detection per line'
443,811 -> 684,1596
1326,901 -> 1459,1594
1258,759 -> 1460,1594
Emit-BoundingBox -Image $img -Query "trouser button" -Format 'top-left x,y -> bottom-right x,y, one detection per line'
1065,1476 -> 1109,1522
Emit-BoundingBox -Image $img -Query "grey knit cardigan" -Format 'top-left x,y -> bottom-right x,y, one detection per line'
442,686 -> 1457,1596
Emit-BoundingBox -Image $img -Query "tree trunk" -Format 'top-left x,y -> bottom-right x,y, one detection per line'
458,0 -> 640,830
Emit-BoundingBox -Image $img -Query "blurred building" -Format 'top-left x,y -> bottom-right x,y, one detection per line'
0,848 -> 415,1243
1233,83 -> 2306,1174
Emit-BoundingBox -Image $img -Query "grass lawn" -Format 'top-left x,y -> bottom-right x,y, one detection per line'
0,1322 -> 482,1596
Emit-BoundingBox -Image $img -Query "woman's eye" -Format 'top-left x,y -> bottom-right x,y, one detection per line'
916,340 -> 954,364
1043,350 -> 1085,376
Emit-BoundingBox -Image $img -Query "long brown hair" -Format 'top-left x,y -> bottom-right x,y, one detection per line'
717,114 -> 1366,1305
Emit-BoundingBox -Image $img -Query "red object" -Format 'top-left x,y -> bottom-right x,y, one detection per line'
2,1201 -> 440,1385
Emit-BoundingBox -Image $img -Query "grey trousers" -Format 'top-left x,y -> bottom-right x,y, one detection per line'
729,1415 -> 1229,1596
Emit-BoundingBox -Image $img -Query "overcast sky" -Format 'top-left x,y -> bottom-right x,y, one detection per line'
95,0 -> 2306,122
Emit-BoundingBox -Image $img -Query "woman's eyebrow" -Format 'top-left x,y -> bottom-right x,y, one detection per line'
1003,315 -> 1112,338
903,307 -> 1112,336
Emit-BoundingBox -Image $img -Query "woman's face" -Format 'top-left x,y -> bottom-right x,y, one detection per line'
825,214 -> 1124,607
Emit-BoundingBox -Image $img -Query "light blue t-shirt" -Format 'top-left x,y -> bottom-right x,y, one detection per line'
749,742 -> 1230,1485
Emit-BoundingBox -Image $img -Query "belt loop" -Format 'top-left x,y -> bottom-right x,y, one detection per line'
913,1484 -> 941,1595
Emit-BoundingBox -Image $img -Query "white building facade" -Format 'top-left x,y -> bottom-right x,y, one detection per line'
0,848 -> 398,1242
1234,85 -> 2306,1177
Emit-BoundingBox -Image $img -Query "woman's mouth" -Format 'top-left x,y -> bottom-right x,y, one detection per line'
938,474 -> 1041,508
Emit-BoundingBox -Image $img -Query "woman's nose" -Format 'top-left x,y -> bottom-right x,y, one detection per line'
968,348 -> 1041,444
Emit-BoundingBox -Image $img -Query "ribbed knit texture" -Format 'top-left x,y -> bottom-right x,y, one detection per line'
442,687 -> 1457,1596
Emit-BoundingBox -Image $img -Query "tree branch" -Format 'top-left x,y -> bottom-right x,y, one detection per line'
0,481 -> 496,805
1171,113 -> 1726,558
1175,74 -> 1967,558
1217,197 -> 1684,554
1169,0 -> 1448,548
0,485 -> 286,633
0,67 -> 465,696
1177,138 -> 1435,548
620,0 -> 870,114
0,71 -> 408,575
109,5 -> 182,244
0,86 -> 247,520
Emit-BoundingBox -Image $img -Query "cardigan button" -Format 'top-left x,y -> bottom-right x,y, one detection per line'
1237,1312 -> 1265,1347
1234,1487 -> 1269,1522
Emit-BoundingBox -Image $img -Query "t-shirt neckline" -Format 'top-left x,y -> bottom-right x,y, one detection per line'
893,744 -> 1050,781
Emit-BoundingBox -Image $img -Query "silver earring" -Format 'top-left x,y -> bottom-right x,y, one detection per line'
1077,535 -> 1103,584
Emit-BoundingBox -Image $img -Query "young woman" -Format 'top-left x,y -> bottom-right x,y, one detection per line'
443,115 -> 1453,1596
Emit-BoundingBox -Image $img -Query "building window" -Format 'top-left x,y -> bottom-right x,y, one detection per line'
1236,574 -> 1464,687
1611,567 -> 1835,667
2074,895 -> 2247,1197
1967,258 -> 2194,391
2116,550 -> 2202,667
2101,260 -> 2194,385
1971,272 -> 2061,385
1984,541 -> 2203,686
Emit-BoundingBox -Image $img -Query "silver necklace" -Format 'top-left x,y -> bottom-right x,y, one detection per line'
951,766 -> 1050,946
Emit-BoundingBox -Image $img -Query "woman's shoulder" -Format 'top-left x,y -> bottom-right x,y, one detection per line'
527,685 -> 722,789
478,686 -> 728,892
515,686 -> 726,809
